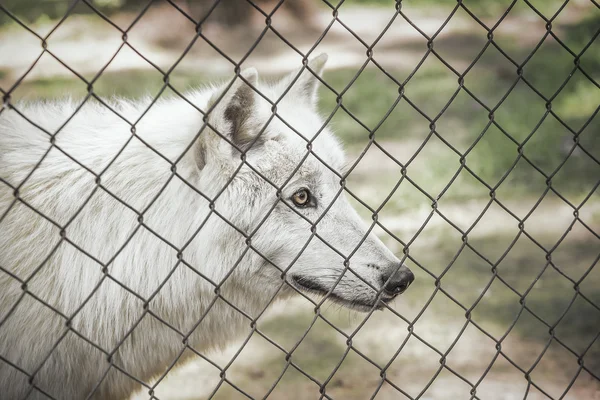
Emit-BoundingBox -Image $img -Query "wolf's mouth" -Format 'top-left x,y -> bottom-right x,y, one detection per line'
290,276 -> 391,312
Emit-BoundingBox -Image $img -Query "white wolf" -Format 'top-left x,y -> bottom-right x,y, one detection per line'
0,54 -> 414,400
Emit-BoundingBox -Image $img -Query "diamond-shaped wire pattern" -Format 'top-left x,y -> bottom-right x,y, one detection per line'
0,0 -> 599,399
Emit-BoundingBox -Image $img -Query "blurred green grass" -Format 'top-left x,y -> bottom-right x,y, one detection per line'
8,69 -> 210,100
319,13 -> 599,202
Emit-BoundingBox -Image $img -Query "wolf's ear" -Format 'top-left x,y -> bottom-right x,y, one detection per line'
195,68 -> 260,169
283,53 -> 328,108
192,68 -> 258,169
207,68 -> 259,148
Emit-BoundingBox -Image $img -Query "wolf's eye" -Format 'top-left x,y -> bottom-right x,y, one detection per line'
291,188 -> 311,207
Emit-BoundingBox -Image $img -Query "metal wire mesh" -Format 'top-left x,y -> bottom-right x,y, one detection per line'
0,0 -> 599,399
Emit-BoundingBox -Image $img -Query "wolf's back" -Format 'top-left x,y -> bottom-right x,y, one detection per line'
0,101 -> 143,400
0,96 -> 215,399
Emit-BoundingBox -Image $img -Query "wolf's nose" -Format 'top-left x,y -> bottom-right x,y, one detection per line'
382,265 -> 414,296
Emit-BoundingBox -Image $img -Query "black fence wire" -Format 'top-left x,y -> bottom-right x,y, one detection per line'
0,0 -> 599,399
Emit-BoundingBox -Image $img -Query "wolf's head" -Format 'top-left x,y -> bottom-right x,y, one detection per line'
193,54 -> 413,312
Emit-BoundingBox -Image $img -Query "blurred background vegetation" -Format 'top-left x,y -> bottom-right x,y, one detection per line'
1,0 -> 599,399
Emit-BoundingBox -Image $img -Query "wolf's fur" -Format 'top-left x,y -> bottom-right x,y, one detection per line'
0,55 -> 410,399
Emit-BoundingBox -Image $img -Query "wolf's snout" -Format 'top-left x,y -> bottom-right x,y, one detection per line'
381,264 -> 415,296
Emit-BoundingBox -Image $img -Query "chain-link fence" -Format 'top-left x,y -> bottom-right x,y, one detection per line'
1,0 -> 599,399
